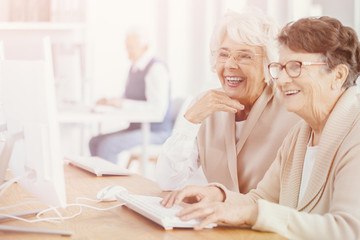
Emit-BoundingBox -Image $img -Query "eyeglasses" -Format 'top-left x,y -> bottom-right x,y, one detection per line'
213,49 -> 262,65
268,61 -> 327,79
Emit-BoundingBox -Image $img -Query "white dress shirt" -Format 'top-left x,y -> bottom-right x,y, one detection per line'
129,49 -> 170,117
156,113 -> 246,190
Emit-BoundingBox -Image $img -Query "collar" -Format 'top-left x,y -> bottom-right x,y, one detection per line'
281,86 -> 360,211
227,85 -> 276,186
131,49 -> 154,72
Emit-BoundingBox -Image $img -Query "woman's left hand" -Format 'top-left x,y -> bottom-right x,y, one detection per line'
161,185 -> 225,208
177,201 -> 258,230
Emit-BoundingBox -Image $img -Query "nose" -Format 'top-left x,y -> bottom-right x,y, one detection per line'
224,56 -> 239,69
275,70 -> 292,86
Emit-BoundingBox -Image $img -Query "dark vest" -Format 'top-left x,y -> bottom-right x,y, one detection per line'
124,58 -> 173,132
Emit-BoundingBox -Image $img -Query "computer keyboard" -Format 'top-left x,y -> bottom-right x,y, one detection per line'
117,193 -> 217,230
65,156 -> 133,176
91,105 -> 119,113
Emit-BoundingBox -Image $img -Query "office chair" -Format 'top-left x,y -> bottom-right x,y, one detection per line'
125,96 -> 193,169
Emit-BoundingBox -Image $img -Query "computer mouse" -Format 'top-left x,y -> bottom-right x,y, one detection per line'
97,185 -> 128,201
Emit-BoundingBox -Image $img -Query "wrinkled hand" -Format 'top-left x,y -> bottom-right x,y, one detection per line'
185,90 -> 244,124
96,98 -> 123,108
161,185 -> 225,208
177,201 -> 258,230
96,98 -> 108,105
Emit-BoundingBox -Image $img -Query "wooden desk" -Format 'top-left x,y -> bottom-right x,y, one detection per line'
0,164 -> 287,240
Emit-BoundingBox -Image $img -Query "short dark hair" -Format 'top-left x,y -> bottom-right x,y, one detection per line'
278,16 -> 360,88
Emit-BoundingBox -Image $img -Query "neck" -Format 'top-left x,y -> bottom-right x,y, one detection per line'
304,90 -> 345,146
236,105 -> 251,121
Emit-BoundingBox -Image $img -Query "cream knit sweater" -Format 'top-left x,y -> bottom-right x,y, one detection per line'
223,86 -> 360,240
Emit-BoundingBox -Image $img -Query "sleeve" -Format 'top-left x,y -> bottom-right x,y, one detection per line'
155,114 -> 202,190
254,189 -> 360,240
251,132 -> 360,240
144,62 -> 170,118
215,123 -> 360,239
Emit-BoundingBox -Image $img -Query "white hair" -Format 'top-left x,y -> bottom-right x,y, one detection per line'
126,25 -> 150,47
209,7 -> 280,85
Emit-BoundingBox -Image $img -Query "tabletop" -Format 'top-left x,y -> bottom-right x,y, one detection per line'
0,164 -> 288,240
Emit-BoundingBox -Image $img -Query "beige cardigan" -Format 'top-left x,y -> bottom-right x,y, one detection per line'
223,86 -> 360,240
197,86 -> 300,193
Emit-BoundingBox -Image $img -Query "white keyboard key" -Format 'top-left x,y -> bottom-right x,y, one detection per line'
65,156 -> 133,176
117,193 -> 217,230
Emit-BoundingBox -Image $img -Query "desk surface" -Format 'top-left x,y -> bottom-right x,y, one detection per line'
0,164 -> 287,240
58,100 -> 164,123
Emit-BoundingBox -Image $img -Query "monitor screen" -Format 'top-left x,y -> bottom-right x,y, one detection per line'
0,58 -> 66,208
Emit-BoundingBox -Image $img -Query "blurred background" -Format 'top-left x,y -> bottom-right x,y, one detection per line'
0,0 -> 359,160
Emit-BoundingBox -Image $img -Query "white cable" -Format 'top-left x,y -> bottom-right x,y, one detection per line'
0,174 -> 126,223
0,176 -> 22,196
0,197 -> 125,224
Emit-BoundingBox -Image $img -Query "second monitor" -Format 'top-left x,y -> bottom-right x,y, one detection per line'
0,58 -> 66,208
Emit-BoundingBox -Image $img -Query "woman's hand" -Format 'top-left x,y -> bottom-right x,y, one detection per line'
96,98 -> 123,108
177,202 -> 258,230
161,185 -> 225,208
185,90 -> 244,124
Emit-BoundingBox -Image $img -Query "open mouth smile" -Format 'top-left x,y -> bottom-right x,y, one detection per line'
225,76 -> 244,86
284,90 -> 300,96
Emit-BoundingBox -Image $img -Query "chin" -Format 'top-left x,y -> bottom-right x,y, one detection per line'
284,104 -> 300,114
224,88 -> 245,99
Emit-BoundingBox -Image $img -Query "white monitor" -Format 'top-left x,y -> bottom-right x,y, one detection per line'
0,41 -> 4,60
0,57 -> 66,207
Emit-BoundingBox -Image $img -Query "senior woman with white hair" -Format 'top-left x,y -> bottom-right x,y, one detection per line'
161,16 -> 360,240
156,8 -> 299,193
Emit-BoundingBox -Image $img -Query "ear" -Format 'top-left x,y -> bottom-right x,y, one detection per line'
331,64 -> 349,90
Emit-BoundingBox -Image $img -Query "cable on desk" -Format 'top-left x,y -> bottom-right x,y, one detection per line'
0,197 -> 125,224
0,175 -> 22,196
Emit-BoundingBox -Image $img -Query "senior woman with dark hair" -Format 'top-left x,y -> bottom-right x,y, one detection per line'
156,8 -> 299,193
161,16 -> 360,240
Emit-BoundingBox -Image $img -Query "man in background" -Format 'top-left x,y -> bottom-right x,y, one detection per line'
89,26 -> 173,164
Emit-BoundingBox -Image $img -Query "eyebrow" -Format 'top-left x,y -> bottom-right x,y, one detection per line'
219,47 -> 256,53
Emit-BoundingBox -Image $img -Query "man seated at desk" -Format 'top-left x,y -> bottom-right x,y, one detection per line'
89,26 -> 173,164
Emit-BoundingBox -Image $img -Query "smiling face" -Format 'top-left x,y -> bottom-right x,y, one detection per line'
276,46 -> 336,120
216,34 -> 266,107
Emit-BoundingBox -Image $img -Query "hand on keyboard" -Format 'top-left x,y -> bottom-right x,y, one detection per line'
115,190 -> 217,230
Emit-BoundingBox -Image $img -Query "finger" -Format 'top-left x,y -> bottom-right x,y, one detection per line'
216,96 -> 244,111
164,192 -> 179,208
162,187 -> 198,208
177,203 -> 213,220
194,214 -> 218,230
160,193 -> 170,206
173,187 -> 202,205
212,91 -> 245,109
230,100 -> 245,110
214,104 -> 239,114
185,92 -> 241,123
161,191 -> 177,207
166,192 -> 179,208
196,193 -> 205,202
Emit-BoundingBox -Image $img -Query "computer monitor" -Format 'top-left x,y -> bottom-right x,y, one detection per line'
0,56 -> 66,208
0,41 -> 4,60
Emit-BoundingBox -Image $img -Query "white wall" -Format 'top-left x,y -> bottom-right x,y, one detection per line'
86,0 -> 157,102
87,0 -> 360,104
